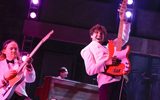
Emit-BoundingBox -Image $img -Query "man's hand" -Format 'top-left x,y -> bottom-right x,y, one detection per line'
25,64 -> 33,72
26,56 -> 33,72
112,56 -> 121,66
25,55 -> 33,64
1,79 -> 8,87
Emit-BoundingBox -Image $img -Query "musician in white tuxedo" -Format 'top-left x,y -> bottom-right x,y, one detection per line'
0,39 -> 36,100
80,2 -> 131,100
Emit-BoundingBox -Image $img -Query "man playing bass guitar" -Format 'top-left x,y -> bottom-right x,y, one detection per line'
81,0 -> 131,100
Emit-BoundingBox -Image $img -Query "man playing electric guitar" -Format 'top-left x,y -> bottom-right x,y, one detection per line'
0,40 -> 36,100
80,0 -> 131,100
0,30 -> 53,100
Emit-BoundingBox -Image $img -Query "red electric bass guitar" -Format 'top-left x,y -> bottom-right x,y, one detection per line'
105,0 -> 131,76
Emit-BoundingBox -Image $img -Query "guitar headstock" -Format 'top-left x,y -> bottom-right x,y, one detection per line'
118,0 -> 128,21
122,0 -> 128,7
42,30 -> 54,42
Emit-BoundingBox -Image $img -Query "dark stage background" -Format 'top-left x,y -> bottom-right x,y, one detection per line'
0,0 -> 160,100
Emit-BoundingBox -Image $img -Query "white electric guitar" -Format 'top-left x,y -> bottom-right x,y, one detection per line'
0,30 -> 54,100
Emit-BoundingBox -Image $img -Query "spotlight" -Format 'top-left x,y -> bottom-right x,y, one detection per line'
31,0 -> 39,5
29,11 -> 37,19
127,0 -> 134,9
20,52 -> 29,62
28,0 -> 40,20
125,9 -> 133,22
125,11 -> 132,18
22,55 -> 27,62
127,0 -> 133,5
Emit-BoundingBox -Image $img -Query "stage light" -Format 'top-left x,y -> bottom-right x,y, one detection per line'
125,9 -> 133,22
29,11 -> 37,19
128,0 -> 133,5
125,11 -> 132,18
28,0 -> 40,20
20,52 -> 29,62
22,55 -> 27,62
32,0 -> 39,5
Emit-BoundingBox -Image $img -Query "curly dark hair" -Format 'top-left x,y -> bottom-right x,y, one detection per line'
89,24 -> 107,36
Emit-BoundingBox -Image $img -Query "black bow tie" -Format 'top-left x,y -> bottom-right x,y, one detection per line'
6,59 -> 14,64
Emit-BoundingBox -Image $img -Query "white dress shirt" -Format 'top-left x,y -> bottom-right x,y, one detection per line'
0,59 -> 36,97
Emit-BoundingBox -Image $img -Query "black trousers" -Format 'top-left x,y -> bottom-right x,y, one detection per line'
99,80 -> 127,100
10,92 -> 31,100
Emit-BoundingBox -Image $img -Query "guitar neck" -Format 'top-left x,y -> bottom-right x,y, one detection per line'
116,20 -> 124,51
17,39 -> 46,73
116,0 -> 128,51
17,30 -> 54,73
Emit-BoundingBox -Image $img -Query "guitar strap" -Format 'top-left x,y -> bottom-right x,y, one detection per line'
119,76 -> 125,100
